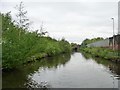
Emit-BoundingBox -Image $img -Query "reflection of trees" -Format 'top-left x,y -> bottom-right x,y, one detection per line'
81,52 -> 120,78
2,69 -> 27,88
3,53 -> 71,88
108,64 -> 120,77
25,78 -> 51,89
81,52 -> 92,59
23,53 -> 71,73
25,53 -> 71,88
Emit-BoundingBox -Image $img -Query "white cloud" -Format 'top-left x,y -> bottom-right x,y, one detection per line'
1,0 -> 119,2
0,1 -> 119,44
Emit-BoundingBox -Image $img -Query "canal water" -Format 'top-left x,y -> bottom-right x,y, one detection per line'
2,52 -> 120,88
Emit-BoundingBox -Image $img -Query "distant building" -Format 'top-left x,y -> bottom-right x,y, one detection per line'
109,35 -> 120,50
87,35 -> 120,50
87,39 -> 109,48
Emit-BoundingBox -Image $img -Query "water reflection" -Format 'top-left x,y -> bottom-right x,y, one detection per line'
25,78 -> 51,88
27,53 -> 119,88
81,51 -> 120,80
2,53 -> 71,88
2,52 -> 120,88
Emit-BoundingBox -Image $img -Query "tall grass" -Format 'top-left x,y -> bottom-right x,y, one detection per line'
81,47 -> 120,62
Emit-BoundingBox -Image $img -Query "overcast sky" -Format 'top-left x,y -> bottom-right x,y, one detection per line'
0,0 -> 119,44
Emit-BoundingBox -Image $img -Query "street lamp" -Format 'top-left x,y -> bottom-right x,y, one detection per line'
111,18 -> 115,50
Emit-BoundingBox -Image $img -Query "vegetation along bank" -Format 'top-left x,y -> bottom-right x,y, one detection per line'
80,38 -> 120,62
1,13 -> 71,70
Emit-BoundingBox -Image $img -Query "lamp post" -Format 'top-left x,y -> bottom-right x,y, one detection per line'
111,18 -> 115,50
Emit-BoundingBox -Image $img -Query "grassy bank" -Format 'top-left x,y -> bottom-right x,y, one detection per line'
2,13 -> 71,70
80,47 -> 120,62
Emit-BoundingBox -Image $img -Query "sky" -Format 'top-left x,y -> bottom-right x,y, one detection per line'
0,0 -> 119,44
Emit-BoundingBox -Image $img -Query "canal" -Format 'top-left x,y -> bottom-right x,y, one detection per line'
2,52 -> 120,88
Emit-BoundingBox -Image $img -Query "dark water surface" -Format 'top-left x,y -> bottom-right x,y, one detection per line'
2,52 -> 120,88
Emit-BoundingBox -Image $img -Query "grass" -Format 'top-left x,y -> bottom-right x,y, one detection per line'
80,47 -> 120,62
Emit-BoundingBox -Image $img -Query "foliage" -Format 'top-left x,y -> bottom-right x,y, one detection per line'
81,47 -> 120,61
71,43 -> 80,51
1,13 -> 71,70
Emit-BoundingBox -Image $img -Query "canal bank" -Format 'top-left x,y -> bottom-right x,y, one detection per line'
2,52 -> 120,88
80,47 -> 120,62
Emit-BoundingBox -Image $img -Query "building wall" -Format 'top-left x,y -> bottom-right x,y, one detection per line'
87,35 -> 120,50
87,39 -> 109,48
109,35 -> 120,50
116,35 -> 120,50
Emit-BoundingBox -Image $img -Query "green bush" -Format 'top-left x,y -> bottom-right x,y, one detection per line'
2,13 -> 71,70
81,47 -> 120,61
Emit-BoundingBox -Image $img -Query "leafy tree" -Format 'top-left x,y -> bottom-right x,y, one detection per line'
2,12 -> 71,70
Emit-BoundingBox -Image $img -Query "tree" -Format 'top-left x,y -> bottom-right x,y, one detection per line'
15,2 -> 29,40
15,2 -> 29,29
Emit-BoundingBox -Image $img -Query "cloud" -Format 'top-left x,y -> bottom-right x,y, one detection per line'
1,0 -> 119,2
0,1 -> 118,44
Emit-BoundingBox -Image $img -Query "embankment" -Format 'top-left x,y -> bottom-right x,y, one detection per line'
80,47 -> 120,62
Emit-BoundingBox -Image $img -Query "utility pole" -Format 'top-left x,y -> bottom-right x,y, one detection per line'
118,1 -> 120,34
118,1 -> 120,57
111,18 -> 115,50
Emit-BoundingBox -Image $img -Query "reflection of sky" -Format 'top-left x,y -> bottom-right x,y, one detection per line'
28,53 -> 118,88
118,80 -> 120,89
0,0 -> 118,44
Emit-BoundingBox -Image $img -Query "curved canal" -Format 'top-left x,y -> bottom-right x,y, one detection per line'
3,52 -> 120,88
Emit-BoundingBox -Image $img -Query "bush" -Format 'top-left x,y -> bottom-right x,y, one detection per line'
2,13 -> 71,70
81,47 -> 120,61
